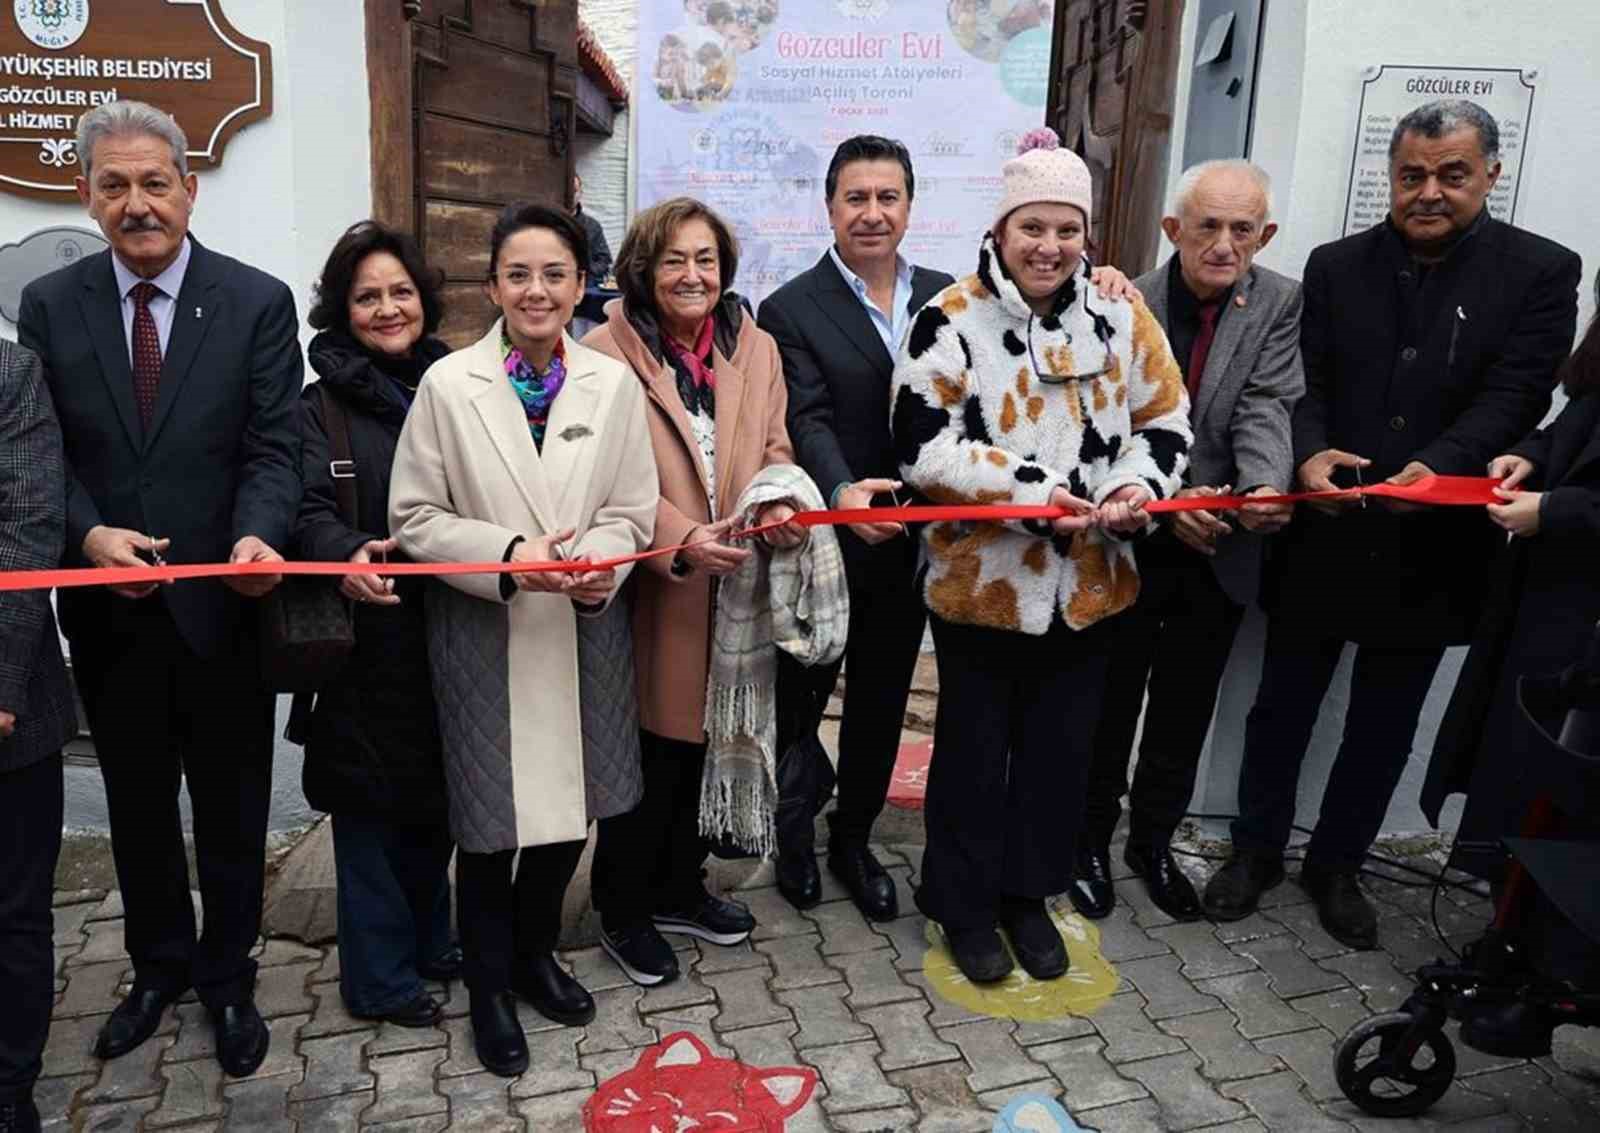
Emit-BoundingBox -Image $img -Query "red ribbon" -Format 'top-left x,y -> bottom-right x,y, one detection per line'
0,475 -> 1507,593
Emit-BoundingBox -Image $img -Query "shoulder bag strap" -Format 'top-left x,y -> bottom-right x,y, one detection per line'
317,384 -> 360,527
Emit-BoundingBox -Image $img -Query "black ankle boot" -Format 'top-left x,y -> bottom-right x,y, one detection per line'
468,989 -> 529,1077
512,953 -> 596,1027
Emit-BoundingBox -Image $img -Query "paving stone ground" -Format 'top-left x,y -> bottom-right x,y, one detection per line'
43,831 -> 1600,1132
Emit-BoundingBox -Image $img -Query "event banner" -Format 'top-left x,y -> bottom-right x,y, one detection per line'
634,0 -> 1056,309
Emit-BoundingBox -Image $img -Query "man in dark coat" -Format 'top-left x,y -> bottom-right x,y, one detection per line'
572,173 -> 614,284
18,100 -> 302,1077
1202,99 -> 1582,949
758,136 -> 952,918
0,340 -> 77,1133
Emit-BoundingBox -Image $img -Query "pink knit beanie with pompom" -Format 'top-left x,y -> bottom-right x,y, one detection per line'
992,126 -> 1093,235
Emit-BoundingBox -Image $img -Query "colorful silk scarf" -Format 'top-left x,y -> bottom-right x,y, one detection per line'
502,331 -> 567,450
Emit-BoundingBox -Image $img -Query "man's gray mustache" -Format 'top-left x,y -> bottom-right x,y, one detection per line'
119,220 -> 164,233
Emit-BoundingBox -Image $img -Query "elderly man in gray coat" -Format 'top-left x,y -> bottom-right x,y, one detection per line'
1071,160 -> 1304,923
0,338 -> 77,1133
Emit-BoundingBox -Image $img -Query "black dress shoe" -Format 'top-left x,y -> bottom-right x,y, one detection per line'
1068,844 -> 1116,920
776,847 -> 822,911
469,989 -> 529,1078
418,944 -> 464,982
511,953 -> 596,1027
1125,842 -> 1202,921
352,993 -> 442,1028
827,842 -> 898,922
1461,1001 -> 1557,1058
1201,851 -> 1284,921
212,1002 -> 270,1078
946,925 -> 1014,984
999,898 -> 1068,980
0,1098 -> 40,1133
1299,865 -> 1377,950
94,986 -> 179,1060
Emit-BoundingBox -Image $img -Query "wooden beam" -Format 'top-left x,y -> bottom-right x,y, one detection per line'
366,0 -> 417,231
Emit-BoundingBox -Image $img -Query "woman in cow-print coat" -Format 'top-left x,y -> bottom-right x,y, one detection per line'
889,129 -> 1192,985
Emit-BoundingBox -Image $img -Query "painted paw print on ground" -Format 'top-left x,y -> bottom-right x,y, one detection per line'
993,1094 -> 1084,1131
923,902 -> 1118,1022
583,1031 -> 817,1131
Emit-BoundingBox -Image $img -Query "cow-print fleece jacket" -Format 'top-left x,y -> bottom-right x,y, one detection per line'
889,234 -> 1192,635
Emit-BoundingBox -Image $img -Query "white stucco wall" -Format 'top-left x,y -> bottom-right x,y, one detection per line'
6,0 -> 375,835
0,0 -> 373,346
576,0 -> 637,261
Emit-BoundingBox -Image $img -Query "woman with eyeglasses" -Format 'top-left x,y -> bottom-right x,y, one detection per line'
389,203 -> 657,1075
582,197 -> 804,989
889,128 -> 1193,985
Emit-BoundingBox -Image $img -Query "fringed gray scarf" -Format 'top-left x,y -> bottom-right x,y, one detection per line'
700,464 -> 849,857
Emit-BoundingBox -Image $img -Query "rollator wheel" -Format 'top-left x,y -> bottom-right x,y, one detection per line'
1335,1012 -> 1457,1118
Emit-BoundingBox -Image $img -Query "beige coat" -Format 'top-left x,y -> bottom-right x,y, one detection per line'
583,301 -> 793,743
389,323 -> 658,851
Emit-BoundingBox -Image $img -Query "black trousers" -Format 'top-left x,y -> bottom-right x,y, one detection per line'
454,839 -> 585,993
1084,537 -> 1245,851
775,566 -> 926,851
67,600 -> 275,1009
1230,615 -> 1445,873
919,613 -> 1114,932
0,754 -> 62,1104
591,730 -> 708,928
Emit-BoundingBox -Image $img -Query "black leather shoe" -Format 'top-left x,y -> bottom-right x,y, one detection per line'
512,953 -> 596,1027
352,993 -> 442,1028
468,989 -> 529,1078
418,944 -> 464,982
94,986 -> 179,1060
1201,851 -> 1285,921
827,842 -> 898,922
1461,1001 -> 1557,1058
1299,865 -> 1377,950
946,925 -> 1014,984
0,1098 -> 40,1133
999,899 -> 1068,980
777,847 -> 822,911
212,1002 -> 269,1078
1068,844 -> 1116,920
1125,842 -> 1202,921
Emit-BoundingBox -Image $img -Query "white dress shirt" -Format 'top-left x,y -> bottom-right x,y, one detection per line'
827,244 -> 915,356
110,236 -> 193,364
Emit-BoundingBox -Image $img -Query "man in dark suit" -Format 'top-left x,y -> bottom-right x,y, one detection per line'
1073,161 -> 1303,924
0,340 -> 77,1133
572,173 -> 613,283
18,101 -> 302,1077
1202,100 -> 1582,948
758,136 -> 952,918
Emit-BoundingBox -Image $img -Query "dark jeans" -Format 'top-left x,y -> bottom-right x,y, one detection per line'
591,730 -> 708,928
331,812 -> 454,1014
0,754 -> 62,1104
919,613 -> 1114,932
1084,537 -> 1245,850
1231,616 -> 1445,874
775,568 -> 926,851
455,839 -> 585,993
68,600 -> 274,1009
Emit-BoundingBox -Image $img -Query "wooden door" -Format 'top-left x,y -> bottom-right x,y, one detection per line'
367,0 -> 579,345
1046,0 -> 1183,275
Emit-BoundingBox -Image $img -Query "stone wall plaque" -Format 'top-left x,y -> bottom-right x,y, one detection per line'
0,224 -> 105,320
0,0 -> 272,200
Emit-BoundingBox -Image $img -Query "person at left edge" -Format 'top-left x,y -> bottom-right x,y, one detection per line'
0,340 -> 76,1133
17,100 -> 302,1080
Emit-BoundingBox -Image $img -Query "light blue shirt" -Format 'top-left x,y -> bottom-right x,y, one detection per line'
827,244 -> 915,357
110,236 -> 192,365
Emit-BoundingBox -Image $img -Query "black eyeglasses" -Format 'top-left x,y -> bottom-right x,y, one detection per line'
1027,322 -> 1113,385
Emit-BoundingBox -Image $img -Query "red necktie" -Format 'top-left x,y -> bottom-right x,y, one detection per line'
130,281 -> 162,430
1185,300 -> 1221,403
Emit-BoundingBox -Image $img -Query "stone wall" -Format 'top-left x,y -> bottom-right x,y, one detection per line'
576,0 -> 638,260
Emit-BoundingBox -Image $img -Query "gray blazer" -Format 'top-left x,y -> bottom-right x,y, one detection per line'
1136,257 -> 1305,605
0,338 -> 76,772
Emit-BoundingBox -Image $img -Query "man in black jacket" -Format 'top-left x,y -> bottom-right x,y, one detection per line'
19,100 -> 301,1077
1202,100 -> 1582,948
0,340 -> 77,1133
758,136 -> 952,918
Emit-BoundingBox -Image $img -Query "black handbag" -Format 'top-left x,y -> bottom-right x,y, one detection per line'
260,386 -> 359,695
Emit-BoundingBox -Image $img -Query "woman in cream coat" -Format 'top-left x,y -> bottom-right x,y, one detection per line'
389,204 -> 656,1076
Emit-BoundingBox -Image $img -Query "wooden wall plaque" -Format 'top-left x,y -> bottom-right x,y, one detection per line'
0,0 -> 272,201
